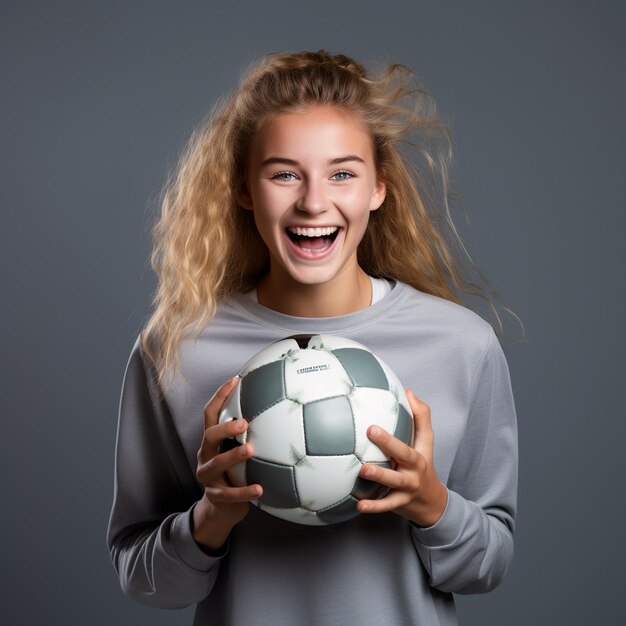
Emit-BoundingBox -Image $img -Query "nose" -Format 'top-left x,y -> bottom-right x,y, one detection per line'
296,178 -> 329,215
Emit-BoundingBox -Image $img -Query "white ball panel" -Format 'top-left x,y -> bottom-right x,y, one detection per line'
218,378 -> 243,420
350,387 -> 399,463
308,334 -> 369,351
218,379 -> 248,444
239,338 -> 300,376
294,455 -> 361,511
246,399 -> 305,465
257,503 -> 327,526
283,349 -> 352,404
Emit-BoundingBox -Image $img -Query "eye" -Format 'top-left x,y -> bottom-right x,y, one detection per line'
271,171 -> 298,182
331,170 -> 354,181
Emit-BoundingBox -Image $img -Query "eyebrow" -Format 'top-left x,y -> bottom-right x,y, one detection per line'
260,155 -> 366,167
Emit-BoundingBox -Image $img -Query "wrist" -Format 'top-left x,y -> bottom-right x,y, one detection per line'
191,496 -> 234,552
403,483 -> 448,528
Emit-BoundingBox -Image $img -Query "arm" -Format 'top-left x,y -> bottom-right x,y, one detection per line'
358,327 -> 518,594
106,337 -> 225,609
409,328 -> 518,594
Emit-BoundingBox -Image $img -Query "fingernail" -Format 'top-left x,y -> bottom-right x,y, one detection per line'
239,444 -> 249,457
360,503 -> 369,512
370,426 -> 380,437
362,466 -> 372,478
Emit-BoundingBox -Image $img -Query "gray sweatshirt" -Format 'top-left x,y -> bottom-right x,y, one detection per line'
107,281 -> 518,625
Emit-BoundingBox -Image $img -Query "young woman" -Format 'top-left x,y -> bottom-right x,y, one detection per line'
107,50 -> 519,625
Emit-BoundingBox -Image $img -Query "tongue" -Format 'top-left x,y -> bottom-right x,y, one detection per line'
297,236 -> 327,250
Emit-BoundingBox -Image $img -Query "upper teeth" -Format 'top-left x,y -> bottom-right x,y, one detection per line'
288,226 -> 338,237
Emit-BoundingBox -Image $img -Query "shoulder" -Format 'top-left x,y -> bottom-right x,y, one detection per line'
357,282 -> 499,388
393,282 -> 495,351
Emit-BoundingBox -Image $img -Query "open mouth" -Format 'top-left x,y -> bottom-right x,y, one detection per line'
286,226 -> 340,253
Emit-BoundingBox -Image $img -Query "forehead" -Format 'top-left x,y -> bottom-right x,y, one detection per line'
250,105 -> 373,160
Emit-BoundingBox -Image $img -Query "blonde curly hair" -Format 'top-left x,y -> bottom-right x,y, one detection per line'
141,49 -> 521,389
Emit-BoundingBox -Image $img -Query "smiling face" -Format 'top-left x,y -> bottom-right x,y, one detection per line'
239,105 -> 385,310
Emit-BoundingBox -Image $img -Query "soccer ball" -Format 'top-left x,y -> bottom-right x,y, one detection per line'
218,334 -> 414,525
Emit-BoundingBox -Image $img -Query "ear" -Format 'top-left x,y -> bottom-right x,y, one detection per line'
370,178 -> 386,211
237,182 -> 254,211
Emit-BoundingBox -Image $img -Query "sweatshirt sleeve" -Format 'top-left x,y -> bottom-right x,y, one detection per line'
410,327 -> 518,594
106,336 -> 227,608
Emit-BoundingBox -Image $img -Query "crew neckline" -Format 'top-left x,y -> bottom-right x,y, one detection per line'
243,276 -> 393,306
229,280 -> 411,334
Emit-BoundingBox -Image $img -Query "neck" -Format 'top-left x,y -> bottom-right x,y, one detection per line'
257,266 -> 372,317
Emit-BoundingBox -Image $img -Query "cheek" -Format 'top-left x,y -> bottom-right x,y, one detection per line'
251,198 -> 286,247
253,211 -> 276,242
343,189 -> 376,222
253,194 -> 279,224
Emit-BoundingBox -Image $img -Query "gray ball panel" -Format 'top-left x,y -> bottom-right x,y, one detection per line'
246,458 -> 299,509
331,348 -> 389,390
316,495 -> 360,524
394,403 -> 414,445
240,360 -> 286,420
303,395 -> 354,456
350,461 -> 392,500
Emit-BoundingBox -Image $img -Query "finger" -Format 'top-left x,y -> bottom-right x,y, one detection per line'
405,389 -> 434,452
203,377 -> 240,429
197,442 -> 254,485
205,483 -> 263,504
359,462 -> 422,491
357,490 -> 411,514
202,416 -> 248,452
367,425 -> 418,467
198,419 -> 247,464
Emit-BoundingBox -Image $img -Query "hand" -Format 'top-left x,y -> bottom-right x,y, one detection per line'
192,377 -> 262,551
356,389 -> 448,528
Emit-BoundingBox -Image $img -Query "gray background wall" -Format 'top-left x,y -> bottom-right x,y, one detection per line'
2,1 -> 624,624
